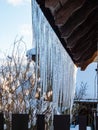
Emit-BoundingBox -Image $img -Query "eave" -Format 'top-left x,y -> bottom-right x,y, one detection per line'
36,0 -> 98,70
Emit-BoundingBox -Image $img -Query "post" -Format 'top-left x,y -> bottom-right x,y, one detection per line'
53,115 -> 70,130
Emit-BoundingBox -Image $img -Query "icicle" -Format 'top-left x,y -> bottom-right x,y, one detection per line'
31,0 -> 77,114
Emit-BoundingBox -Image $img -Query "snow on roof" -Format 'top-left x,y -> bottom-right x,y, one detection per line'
74,99 -> 98,103
26,48 -> 36,55
26,48 -> 36,61
70,125 -> 91,130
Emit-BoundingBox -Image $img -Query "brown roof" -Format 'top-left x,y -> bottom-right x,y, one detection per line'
36,0 -> 98,70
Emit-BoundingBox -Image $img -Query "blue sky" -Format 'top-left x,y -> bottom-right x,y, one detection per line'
0,0 -> 97,99
0,0 -> 33,55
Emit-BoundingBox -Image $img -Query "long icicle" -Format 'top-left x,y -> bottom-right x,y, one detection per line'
32,0 -> 77,114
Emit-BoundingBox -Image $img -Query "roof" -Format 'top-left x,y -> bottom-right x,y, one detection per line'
36,0 -> 98,70
74,99 -> 98,104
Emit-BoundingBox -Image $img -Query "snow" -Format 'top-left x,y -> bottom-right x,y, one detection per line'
76,63 -> 97,99
70,125 -> 91,130
26,48 -> 36,61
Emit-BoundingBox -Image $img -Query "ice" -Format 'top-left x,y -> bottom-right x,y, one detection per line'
70,125 -> 91,130
32,0 -> 77,114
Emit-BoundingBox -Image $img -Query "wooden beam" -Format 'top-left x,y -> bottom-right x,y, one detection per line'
37,115 -> 45,130
66,22 -> 97,67
60,1 -> 98,37
66,9 -> 98,47
55,0 -> 85,26
78,51 -> 98,70
53,115 -> 70,130
0,113 -> 4,130
70,27 -> 96,51
60,0 -> 68,6
72,38 -> 96,61
45,0 -> 59,8
79,116 -> 87,130
75,41 -> 97,63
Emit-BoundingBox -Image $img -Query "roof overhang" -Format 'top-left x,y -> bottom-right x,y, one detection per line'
36,0 -> 98,70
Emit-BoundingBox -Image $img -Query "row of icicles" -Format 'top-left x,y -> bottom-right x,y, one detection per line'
32,0 -> 77,114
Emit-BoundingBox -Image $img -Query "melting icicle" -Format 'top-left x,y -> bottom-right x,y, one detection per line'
31,0 -> 77,113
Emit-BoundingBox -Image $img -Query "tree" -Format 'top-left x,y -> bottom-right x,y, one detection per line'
0,38 -> 36,129
75,82 -> 88,100
72,82 -> 88,125
0,38 -> 53,129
